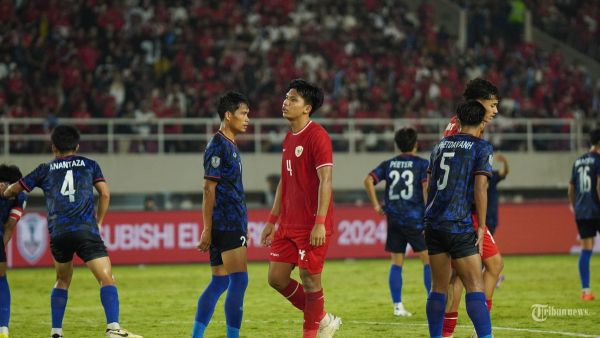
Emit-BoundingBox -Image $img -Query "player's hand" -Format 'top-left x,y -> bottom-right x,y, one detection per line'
495,154 -> 506,162
374,204 -> 385,215
197,230 -> 211,252
261,222 -> 275,247
475,226 -> 485,255
310,224 -> 326,247
0,182 -> 8,198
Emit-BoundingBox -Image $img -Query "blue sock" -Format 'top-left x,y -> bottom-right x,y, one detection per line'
388,264 -> 403,303
226,326 -> 240,338
426,291 -> 446,338
423,264 -> 432,294
50,288 -> 68,328
224,272 -> 248,336
465,292 -> 492,337
192,275 -> 229,338
100,285 -> 120,324
579,249 -> 592,289
192,322 -> 207,338
0,276 -> 9,327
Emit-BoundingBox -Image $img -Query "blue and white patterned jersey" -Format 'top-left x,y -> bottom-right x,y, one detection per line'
571,152 -> 600,220
369,154 -> 429,229
203,131 -> 247,232
20,155 -> 105,238
424,134 -> 493,233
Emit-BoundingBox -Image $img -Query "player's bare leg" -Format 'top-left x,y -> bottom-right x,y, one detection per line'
442,270 -> 462,338
87,257 -> 142,338
482,253 -> 503,307
580,237 -> 595,300
49,260 -> 73,338
389,253 -> 412,316
453,255 -> 492,338
220,246 -> 249,338
418,250 -> 432,294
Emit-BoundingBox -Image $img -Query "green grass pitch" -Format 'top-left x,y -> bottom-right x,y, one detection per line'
5,255 -> 600,337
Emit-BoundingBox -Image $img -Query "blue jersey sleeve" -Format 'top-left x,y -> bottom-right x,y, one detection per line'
421,159 -> 429,182
369,160 -> 387,184
19,164 -> 49,192
474,143 -> 493,177
204,140 -> 225,182
14,192 -> 27,210
91,161 -> 106,184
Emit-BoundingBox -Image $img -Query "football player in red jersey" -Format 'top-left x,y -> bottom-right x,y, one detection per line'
261,79 -> 341,338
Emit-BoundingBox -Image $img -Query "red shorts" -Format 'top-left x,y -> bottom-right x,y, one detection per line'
269,226 -> 331,275
473,214 -> 500,260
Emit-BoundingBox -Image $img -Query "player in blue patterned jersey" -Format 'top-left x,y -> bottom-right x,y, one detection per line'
424,101 -> 493,338
568,128 -> 600,301
486,154 -> 509,236
1,125 -> 142,338
192,92 -> 250,338
363,127 -> 431,317
0,165 -> 26,338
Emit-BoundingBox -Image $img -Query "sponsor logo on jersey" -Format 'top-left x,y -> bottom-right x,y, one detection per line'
16,213 -> 48,265
295,146 -> 304,157
211,156 -> 221,168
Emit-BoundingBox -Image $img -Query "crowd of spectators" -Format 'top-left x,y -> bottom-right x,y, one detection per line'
0,0 -> 596,153
524,0 -> 600,62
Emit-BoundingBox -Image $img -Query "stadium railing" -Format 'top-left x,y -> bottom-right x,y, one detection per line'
0,117 -> 587,154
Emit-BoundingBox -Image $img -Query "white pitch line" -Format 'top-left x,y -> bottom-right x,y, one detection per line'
157,319 -> 600,337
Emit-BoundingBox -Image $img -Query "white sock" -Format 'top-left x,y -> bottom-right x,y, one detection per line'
107,322 -> 120,330
394,302 -> 402,308
51,328 -> 63,335
0,326 -> 8,334
582,288 -> 592,294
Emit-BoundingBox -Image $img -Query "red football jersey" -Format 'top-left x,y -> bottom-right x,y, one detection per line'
444,115 -> 460,137
279,121 -> 334,231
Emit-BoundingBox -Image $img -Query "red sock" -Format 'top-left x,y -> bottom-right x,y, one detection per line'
442,311 -> 458,337
487,299 -> 493,312
303,289 -> 324,338
278,279 -> 305,311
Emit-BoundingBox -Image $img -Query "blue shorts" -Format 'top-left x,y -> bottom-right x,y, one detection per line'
425,227 -> 478,259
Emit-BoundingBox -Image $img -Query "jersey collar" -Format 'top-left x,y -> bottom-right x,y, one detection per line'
292,120 -> 313,136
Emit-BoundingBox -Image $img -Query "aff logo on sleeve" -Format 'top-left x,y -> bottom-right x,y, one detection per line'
211,156 -> 221,168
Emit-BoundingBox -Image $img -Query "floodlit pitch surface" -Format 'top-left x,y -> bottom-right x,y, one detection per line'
6,255 -> 600,337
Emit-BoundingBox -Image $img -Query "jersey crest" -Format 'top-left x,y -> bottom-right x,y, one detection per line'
295,146 -> 304,157
211,156 -> 221,168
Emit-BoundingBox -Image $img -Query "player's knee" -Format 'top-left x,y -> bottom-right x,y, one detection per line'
55,276 -> 72,288
267,274 -> 288,291
485,255 -> 504,276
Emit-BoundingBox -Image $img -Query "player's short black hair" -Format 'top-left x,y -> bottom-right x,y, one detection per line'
590,129 -> 600,146
217,91 -> 249,121
394,127 -> 418,152
457,100 -> 485,127
51,125 -> 80,152
287,78 -> 324,116
463,78 -> 499,101
0,164 -> 22,183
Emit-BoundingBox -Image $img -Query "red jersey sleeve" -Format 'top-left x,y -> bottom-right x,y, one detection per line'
443,115 -> 460,137
310,128 -> 333,170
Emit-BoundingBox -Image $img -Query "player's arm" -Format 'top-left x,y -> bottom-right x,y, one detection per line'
363,174 -> 384,215
474,174 -> 489,254
422,178 -> 428,204
311,165 -> 332,247
94,181 -> 110,228
0,181 -> 25,199
3,214 -> 19,246
496,154 -> 509,178
597,175 -> 600,202
261,179 -> 281,247
198,179 -> 217,252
